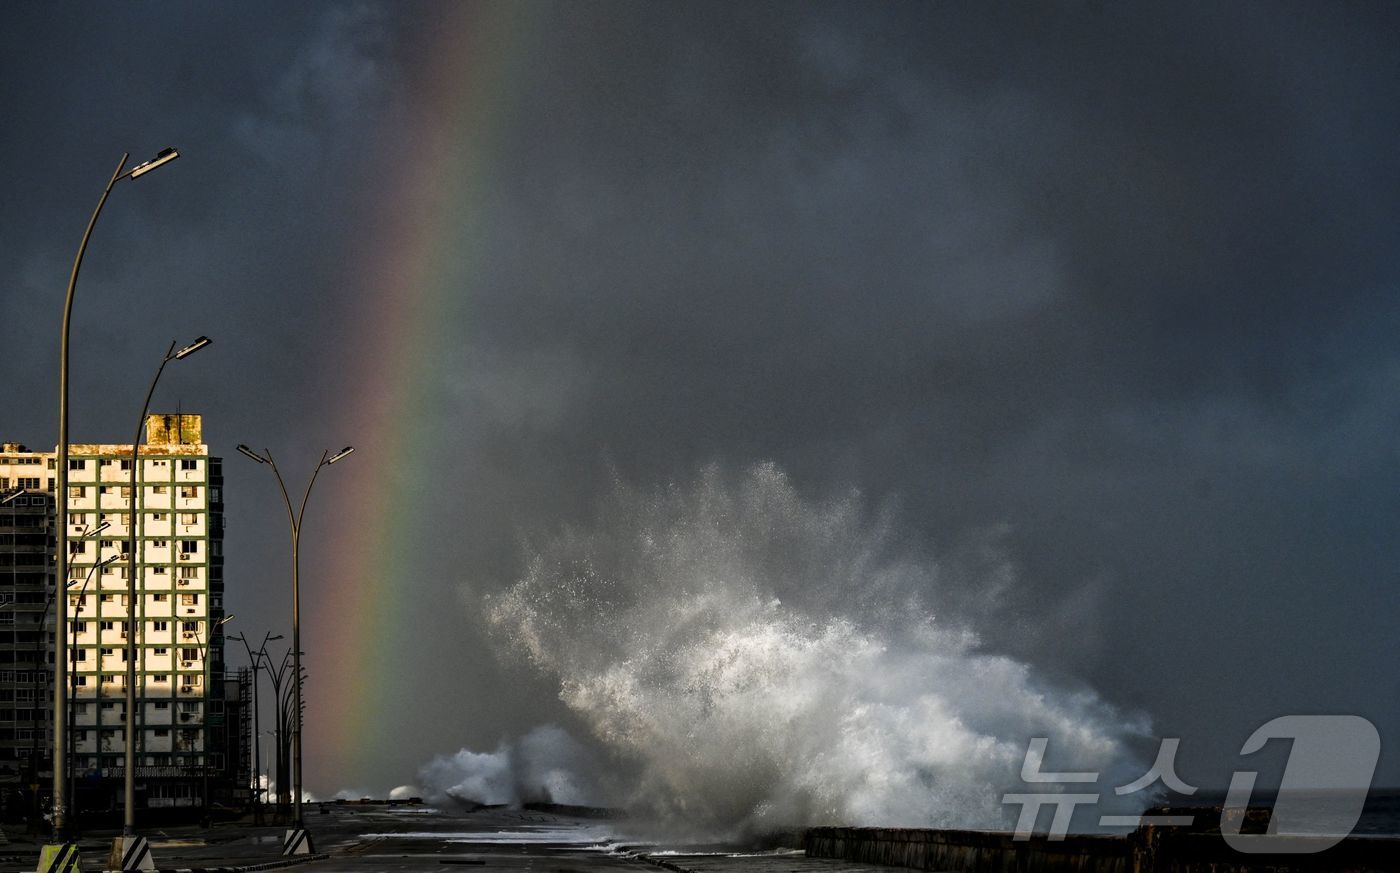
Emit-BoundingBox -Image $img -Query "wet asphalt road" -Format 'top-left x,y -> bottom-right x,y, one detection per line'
2,803 -> 889,873
290,806 -> 888,873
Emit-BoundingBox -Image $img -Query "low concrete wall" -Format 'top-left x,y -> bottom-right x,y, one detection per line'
804,826 -> 1400,873
805,827 -> 1129,873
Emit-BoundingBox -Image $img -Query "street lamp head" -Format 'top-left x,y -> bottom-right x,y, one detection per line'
174,335 -> 212,359
326,446 -> 355,465
236,444 -> 269,464
216,614 -> 236,628
128,147 -> 180,179
0,489 -> 21,505
85,521 -> 111,538
268,634 -> 285,641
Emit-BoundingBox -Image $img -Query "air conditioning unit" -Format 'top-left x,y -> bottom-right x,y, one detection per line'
181,661 -> 194,669
179,686 -> 194,694
181,632 -> 195,640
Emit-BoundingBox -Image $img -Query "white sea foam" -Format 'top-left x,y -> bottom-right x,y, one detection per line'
487,463 -> 1151,837
417,724 -> 600,807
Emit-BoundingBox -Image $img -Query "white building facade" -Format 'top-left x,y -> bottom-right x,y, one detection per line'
0,414 -> 242,816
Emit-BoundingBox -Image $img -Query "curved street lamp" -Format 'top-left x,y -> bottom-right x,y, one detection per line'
235,445 -> 352,829
54,146 -> 180,843
262,645 -> 295,817
34,525 -> 108,828
122,335 -> 211,838
191,615 -> 234,824
227,631 -> 283,822
67,554 -> 118,826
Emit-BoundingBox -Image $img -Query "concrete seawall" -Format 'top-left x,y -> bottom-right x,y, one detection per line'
804,826 -> 1400,872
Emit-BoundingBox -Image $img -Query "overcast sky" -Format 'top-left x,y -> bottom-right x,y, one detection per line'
2,2 -> 1397,799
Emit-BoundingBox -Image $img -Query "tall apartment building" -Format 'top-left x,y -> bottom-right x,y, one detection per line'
0,414 -> 246,818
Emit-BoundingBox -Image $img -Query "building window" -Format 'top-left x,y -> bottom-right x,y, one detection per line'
153,647 -> 168,656
179,513 -> 198,526
100,647 -> 114,657
120,460 -> 131,471
68,460 -> 85,471
152,675 -> 168,684
68,486 -> 83,499
99,620 -> 114,630
179,648 -> 199,661
75,676 -> 87,687
181,621 -> 198,633
151,486 -> 167,495
179,594 -> 198,607
154,701 -> 170,710
151,539 -> 168,549
179,540 -> 197,555
74,650 -> 87,662
153,622 -> 169,632
152,566 -> 167,575
18,477 -> 40,490
152,593 -> 168,602
178,566 -> 198,580
180,459 -> 198,471
150,512 -> 167,521
154,728 -> 169,737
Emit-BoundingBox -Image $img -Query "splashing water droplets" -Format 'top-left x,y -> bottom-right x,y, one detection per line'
489,463 -> 1148,836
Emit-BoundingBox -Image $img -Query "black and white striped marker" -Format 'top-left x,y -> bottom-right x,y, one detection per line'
281,830 -> 313,857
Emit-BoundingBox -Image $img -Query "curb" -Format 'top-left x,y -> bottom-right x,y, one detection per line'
105,854 -> 331,873
1,850 -> 329,873
77,850 -> 333,873
631,852 -> 700,873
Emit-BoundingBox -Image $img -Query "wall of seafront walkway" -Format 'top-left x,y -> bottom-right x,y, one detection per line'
803,825 -> 1400,873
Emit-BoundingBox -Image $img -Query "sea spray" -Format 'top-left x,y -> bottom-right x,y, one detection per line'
487,463 -> 1150,836
417,724 -> 602,807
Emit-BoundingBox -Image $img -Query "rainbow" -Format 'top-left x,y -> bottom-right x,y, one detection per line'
312,4 -> 539,789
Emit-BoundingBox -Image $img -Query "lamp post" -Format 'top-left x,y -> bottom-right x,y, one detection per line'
192,615 -> 233,825
122,336 -> 210,838
235,445 -> 352,828
67,555 -> 117,828
227,631 -> 282,822
54,146 -> 180,843
34,525 -> 108,815
262,646 -> 294,820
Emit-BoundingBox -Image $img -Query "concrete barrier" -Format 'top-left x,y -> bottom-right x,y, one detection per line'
805,827 -> 1129,873
804,825 -> 1400,872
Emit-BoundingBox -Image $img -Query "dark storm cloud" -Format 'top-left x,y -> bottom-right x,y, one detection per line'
3,1 -> 1397,793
